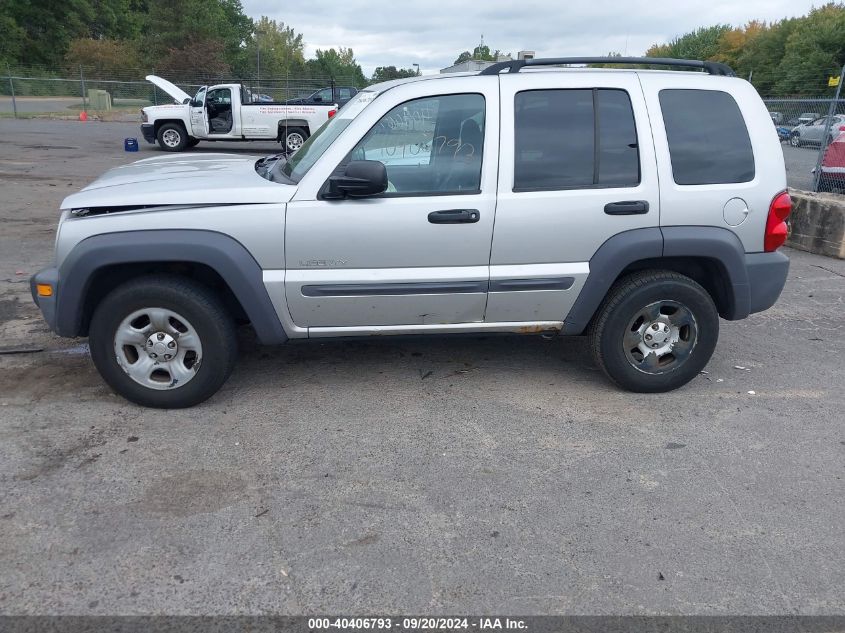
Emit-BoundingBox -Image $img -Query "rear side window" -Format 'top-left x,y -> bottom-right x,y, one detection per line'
513,89 -> 640,191
659,89 -> 754,185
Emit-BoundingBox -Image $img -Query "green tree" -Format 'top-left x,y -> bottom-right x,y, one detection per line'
646,25 -> 732,62
371,65 -> 418,83
775,3 -> 845,94
64,38 -> 142,76
734,19 -> 798,93
140,0 -> 252,70
452,42 -> 506,65
0,0 -> 95,67
453,51 -> 472,65
307,47 -> 366,86
237,16 -> 305,79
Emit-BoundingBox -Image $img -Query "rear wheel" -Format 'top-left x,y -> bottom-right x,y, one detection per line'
88,276 -> 237,408
157,123 -> 188,152
589,271 -> 719,393
282,126 -> 308,152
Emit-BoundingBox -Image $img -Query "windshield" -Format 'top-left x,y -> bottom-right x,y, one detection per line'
279,91 -> 379,183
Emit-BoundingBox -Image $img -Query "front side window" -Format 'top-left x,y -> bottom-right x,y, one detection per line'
660,89 -> 754,185
513,89 -> 640,191
346,93 -> 485,195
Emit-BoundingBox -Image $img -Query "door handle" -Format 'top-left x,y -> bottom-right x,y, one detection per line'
428,209 -> 480,224
604,200 -> 649,215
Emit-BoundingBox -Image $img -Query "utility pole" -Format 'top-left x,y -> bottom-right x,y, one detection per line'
812,63 -> 845,192
79,65 -> 87,112
7,64 -> 16,118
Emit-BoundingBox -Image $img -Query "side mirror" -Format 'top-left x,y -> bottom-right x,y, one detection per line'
325,160 -> 387,199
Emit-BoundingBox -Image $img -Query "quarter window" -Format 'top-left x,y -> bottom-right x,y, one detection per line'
347,93 -> 485,195
659,89 -> 754,185
513,89 -> 640,191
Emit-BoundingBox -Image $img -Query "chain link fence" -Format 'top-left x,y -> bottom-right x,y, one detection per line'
1,65 -> 356,119
763,91 -> 845,195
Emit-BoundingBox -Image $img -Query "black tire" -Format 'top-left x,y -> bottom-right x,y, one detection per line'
156,122 -> 188,152
589,270 -> 719,393
88,275 -> 237,408
186,138 -> 200,148
281,126 -> 308,152
789,133 -> 801,147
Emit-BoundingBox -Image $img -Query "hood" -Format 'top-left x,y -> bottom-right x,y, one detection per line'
146,75 -> 192,104
61,154 -> 296,210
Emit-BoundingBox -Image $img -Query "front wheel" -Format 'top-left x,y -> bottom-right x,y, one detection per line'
157,123 -> 188,152
789,133 -> 802,147
589,271 -> 719,393
88,276 -> 237,408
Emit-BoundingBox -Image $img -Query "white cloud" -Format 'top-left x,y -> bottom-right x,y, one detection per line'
240,0 -> 820,76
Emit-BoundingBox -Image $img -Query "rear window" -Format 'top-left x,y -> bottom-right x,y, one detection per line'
514,89 -> 640,191
659,89 -> 755,185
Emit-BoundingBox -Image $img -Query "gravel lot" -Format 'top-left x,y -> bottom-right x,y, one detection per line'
0,119 -> 844,615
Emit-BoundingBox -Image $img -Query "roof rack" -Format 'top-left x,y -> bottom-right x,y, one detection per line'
479,56 -> 736,77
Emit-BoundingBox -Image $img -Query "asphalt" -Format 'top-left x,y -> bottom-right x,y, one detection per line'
0,119 -> 843,615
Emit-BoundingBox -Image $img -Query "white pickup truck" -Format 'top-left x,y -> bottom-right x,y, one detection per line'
140,75 -> 338,152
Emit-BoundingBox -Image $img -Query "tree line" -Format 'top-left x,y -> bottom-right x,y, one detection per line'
599,3 -> 845,95
0,0 -> 418,85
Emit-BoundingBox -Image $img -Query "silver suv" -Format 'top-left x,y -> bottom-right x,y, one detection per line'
31,57 -> 792,408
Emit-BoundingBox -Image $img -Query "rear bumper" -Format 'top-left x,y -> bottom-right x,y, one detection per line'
30,267 -> 60,334
140,123 -> 156,144
745,250 -> 789,315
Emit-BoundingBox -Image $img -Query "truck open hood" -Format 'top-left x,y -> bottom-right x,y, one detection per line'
61,154 -> 296,210
146,75 -> 192,104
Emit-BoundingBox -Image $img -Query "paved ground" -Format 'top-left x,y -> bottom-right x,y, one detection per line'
783,142 -> 821,191
0,96 -> 151,116
0,119 -> 844,615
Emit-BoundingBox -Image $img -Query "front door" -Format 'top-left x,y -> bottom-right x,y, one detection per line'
284,80 -> 500,330
189,86 -> 207,137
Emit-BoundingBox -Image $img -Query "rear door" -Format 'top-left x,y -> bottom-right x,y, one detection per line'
490,72 -> 658,322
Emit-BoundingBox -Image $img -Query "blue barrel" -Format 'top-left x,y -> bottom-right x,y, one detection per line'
124,138 -> 139,152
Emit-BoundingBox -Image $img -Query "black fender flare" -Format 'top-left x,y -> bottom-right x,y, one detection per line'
55,229 -> 288,344
562,226 -> 751,335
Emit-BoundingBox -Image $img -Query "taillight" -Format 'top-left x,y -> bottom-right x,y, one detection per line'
764,191 -> 792,252
328,109 -> 337,118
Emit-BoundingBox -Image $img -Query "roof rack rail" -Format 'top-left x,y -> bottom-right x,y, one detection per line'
479,56 -> 736,77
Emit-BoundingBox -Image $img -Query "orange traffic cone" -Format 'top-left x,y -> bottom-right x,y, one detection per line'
79,111 -> 88,121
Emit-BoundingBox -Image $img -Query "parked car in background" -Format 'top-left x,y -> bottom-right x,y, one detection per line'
776,125 -> 792,142
817,129 -> 845,192
789,114 -> 845,147
785,112 -> 821,127
286,86 -> 359,108
769,111 -> 783,124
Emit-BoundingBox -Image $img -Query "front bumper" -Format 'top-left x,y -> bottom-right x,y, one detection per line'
140,123 -> 156,144
30,267 -> 60,334
745,250 -> 790,314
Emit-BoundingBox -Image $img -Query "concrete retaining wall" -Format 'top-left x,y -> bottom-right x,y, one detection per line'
787,190 -> 845,259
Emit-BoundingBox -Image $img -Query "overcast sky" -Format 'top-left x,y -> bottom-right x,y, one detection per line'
240,0 -> 821,76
